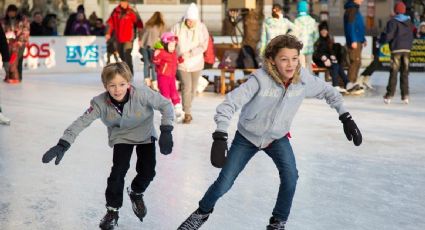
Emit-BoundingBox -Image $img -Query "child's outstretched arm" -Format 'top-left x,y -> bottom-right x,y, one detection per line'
42,100 -> 101,165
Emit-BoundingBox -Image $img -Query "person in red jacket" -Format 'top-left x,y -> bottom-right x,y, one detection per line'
153,32 -> 185,122
105,0 -> 143,74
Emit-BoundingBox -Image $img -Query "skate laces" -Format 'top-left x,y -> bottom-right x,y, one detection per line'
179,210 -> 210,229
101,209 -> 118,223
268,217 -> 286,230
127,188 -> 146,216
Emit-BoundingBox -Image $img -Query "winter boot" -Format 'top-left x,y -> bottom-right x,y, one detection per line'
0,113 -> 11,125
127,187 -> 147,222
177,208 -> 212,230
183,114 -> 192,124
99,207 -> 119,230
266,216 -> 286,230
151,80 -> 159,91
174,103 -> 185,123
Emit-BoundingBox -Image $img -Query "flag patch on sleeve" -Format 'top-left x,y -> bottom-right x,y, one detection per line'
84,106 -> 94,115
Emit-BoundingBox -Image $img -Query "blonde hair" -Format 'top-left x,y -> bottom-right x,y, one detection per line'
101,62 -> 133,86
263,34 -> 303,84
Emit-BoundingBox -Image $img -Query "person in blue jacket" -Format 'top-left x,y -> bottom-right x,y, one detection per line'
343,0 -> 366,94
380,2 -> 414,104
177,34 -> 363,230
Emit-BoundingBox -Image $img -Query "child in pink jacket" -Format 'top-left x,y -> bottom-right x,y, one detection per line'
153,32 -> 184,121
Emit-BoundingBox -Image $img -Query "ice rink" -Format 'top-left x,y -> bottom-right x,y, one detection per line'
1,70 -> 425,230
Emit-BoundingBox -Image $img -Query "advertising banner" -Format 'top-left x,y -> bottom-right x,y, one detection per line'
21,36 -> 142,74
378,39 -> 425,71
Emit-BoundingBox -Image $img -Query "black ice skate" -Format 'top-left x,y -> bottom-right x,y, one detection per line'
127,187 -> 147,222
266,216 -> 286,230
99,208 -> 119,230
177,208 -> 212,230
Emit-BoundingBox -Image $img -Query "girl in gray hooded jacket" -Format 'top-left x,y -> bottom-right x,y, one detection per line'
178,35 -> 362,230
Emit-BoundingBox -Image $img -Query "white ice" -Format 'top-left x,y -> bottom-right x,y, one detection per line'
1,70 -> 425,230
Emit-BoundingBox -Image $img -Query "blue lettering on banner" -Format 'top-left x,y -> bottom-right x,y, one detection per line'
66,45 -> 99,65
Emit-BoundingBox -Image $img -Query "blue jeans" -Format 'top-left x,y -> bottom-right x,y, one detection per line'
199,131 -> 298,221
140,47 -> 157,81
329,63 -> 349,87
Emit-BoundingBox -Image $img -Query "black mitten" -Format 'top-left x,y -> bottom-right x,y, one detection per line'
211,131 -> 228,168
159,125 -> 173,155
339,112 -> 362,146
42,139 -> 71,165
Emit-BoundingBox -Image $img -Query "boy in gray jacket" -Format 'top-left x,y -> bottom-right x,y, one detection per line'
42,62 -> 174,229
178,35 -> 362,230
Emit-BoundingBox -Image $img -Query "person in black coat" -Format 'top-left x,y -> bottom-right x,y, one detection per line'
313,21 -> 349,93
0,25 -> 11,125
30,11 -> 45,36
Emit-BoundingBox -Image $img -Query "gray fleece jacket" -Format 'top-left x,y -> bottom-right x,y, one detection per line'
215,67 -> 348,148
61,85 -> 174,147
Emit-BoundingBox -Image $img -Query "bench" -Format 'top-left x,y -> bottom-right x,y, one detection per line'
218,68 -> 256,95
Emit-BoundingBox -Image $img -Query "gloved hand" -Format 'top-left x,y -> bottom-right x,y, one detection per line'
339,112 -> 362,146
159,125 -> 173,155
42,139 -> 71,165
211,131 -> 228,168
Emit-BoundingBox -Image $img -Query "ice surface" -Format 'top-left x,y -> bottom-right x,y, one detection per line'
1,71 -> 424,230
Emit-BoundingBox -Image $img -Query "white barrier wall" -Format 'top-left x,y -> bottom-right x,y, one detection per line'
16,35 -> 372,74
22,36 -> 143,74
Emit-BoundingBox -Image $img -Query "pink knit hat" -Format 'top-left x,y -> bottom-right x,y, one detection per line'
161,32 -> 178,44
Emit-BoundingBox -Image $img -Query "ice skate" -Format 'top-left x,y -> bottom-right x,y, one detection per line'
127,187 -> 147,222
177,208 -> 212,230
402,97 -> 409,104
266,216 -> 286,230
334,86 -> 348,94
99,207 -> 119,230
361,75 -> 374,90
174,103 -> 185,123
383,96 -> 391,104
0,113 -> 11,125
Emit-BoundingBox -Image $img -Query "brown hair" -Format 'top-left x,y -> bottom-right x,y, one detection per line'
101,62 -> 133,87
145,11 -> 165,31
263,34 -> 303,84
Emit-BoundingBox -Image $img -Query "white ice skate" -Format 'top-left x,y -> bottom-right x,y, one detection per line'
174,104 -> 185,123
0,113 -> 11,125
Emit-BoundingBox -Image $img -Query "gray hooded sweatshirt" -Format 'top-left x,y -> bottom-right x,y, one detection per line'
215,68 -> 348,148
61,85 -> 174,147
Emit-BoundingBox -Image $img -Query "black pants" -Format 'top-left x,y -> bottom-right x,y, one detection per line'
117,42 -> 134,74
360,57 -> 379,76
329,63 -> 349,87
105,141 -> 156,209
385,52 -> 410,99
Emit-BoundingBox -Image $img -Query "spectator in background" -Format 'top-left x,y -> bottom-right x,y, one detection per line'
88,11 -> 99,31
257,3 -> 294,57
381,2 -> 414,104
105,0 -> 143,74
91,18 -> 105,36
1,4 -> 30,84
313,21 -> 349,93
171,3 -> 209,124
294,0 -> 318,72
70,12 -> 91,35
42,14 -> 58,36
30,11 -> 45,36
417,21 -> 425,38
343,0 -> 366,94
139,11 -> 166,91
0,25 -> 11,125
64,4 -> 85,35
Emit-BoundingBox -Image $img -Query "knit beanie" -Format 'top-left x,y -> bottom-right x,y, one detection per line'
184,3 -> 199,20
297,1 -> 309,14
394,2 -> 406,14
318,21 -> 329,31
